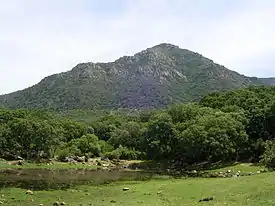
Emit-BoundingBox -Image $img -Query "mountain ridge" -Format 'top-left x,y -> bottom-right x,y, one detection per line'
0,43 -> 272,110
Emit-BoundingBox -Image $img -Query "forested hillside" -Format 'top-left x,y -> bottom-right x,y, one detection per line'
2,86 -> 275,168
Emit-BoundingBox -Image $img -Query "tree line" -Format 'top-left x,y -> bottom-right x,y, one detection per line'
1,85 -> 275,168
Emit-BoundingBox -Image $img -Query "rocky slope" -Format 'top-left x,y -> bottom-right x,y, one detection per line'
0,43 -> 267,110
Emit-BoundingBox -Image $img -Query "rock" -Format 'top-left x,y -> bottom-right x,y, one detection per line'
53,202 -> 60,206
0,201 -> 3,204
7,160 -> 24,166
199,197 -> 214,202
192,170 -> 197,174
227,170 -> 231,173
76,156 -> 85,162
123,188 -> 129,191
110,200 -> 116,203
69,160 -> 78,164
257,171 -> 261,174
64,157 -> 74,162
236,172 -> 240,177
39,204 -> 44,206
60,202 -> 66,205
25,190 -> 34,195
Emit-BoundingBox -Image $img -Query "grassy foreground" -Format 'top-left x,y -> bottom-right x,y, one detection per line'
1,172 -> 275,206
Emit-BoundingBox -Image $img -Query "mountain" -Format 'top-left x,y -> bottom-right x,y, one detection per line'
259,78 -> 275,85
0,43 -> 269,110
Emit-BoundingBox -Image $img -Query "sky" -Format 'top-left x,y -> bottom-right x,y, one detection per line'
1,0 -> 275,94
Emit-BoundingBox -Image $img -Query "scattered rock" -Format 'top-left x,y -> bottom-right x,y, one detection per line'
76,156 -> 85,162
101,157 -> 109,161
25,190 -> 34,195
123,188 -> 129,191
64,157 -> 74,163
199,197 -> 214,202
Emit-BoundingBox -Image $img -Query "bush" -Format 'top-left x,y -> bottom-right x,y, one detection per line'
260,140 -> 275,168
105,149 -> 121,160
98,140 -> 114,155
105,146 -> 144,160
56,145 -> 81,161
67,134 -> 101,157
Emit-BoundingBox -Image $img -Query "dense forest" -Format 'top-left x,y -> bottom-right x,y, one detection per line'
1,85 -> 275,168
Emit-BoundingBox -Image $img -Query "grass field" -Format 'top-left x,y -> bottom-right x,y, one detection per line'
1,170 -> 275,206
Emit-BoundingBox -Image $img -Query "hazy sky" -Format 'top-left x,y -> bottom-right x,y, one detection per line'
1,0 -> 275,94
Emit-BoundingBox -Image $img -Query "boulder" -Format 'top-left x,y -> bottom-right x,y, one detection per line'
7,160 -> 24,166
199,197 -> 214,202
123,188 -> 129,191
25,190 -> 34,195
76,156 -> 85,162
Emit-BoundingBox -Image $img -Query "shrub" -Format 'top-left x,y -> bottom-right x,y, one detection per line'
56,145 -> 81,161
68,134 -> 101,157
105,146 -> 144,160
260,140 -> 275,168
98,140 -> 114,155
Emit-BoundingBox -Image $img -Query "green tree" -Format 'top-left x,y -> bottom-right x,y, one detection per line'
143,112 -> 178,160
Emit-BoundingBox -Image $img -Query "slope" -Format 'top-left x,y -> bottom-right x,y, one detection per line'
0,43 -> 265,110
